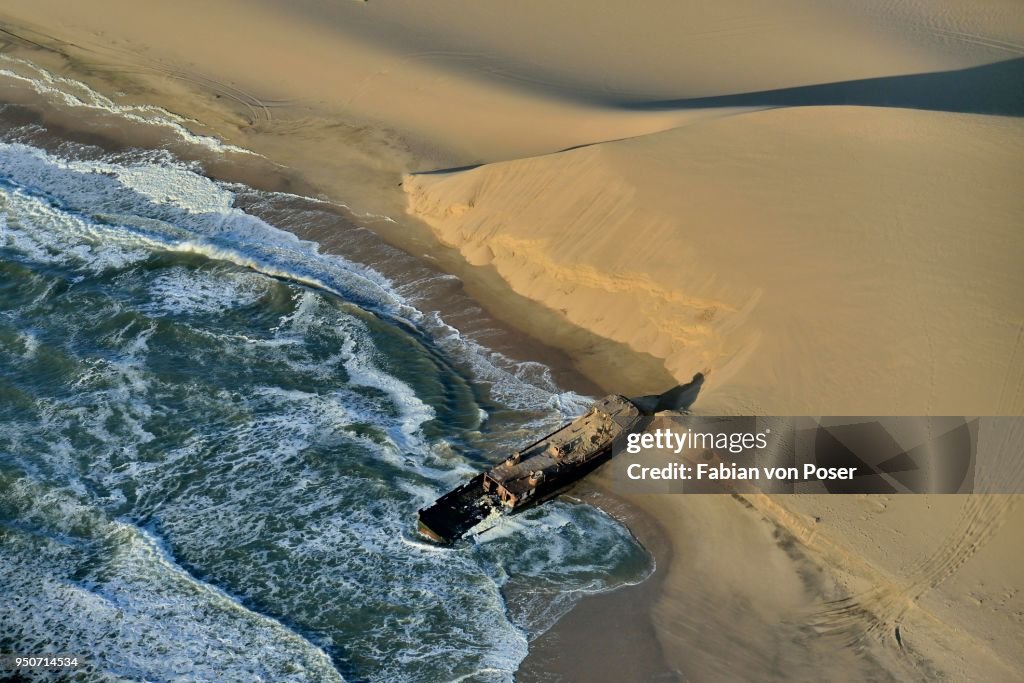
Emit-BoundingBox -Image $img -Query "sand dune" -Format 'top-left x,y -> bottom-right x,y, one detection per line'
3,0 -> 1022,167
406,106 -> 1024,414
2,0 -> 1023,680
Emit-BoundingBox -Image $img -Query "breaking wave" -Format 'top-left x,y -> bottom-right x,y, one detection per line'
0,106 -> 650,682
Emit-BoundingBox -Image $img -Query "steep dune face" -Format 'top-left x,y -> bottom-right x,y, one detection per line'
406,106 -> 1024,414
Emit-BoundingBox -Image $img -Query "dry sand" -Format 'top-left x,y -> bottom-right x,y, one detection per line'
405,106 -> 1024,415
2,0 -> 1023,680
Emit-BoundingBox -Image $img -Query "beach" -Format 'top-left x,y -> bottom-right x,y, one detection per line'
2,1 -> 1023,680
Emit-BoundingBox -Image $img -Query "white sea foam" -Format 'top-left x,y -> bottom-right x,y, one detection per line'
145,267 -> 269,315
0,479 -> 345,682
421,310 -> 590,417
0,123 -> 649,682
338,323 -> 437,454
1,137 -> 589,417
0,55 -> 258,157
0,54 -> 587,418
0,141 -> 408,316
16,330 -> 39,358
229,183 -> 398,225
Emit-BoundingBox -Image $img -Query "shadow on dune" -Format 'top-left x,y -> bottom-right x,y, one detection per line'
411,163 -> 483,175
630,58 -> 1024,117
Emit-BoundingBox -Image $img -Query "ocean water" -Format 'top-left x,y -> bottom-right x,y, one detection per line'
0,69 -> 652,682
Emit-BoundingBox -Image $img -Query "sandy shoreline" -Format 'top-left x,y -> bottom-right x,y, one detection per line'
3,2 -> 1022,405
0,65 -> 679,679
3,1 -> 1024,680
518,486 -> 676,683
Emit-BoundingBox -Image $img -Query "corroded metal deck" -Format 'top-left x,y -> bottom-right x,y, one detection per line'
417,395 -> 644,544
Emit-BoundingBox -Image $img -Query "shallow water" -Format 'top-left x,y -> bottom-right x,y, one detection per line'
0,111 -> 652,681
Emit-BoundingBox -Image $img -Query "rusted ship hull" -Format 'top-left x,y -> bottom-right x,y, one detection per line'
416,438 -> 626,544
417,395 -> 646,544
416,473 -> 490,544
416,374 -> 705,545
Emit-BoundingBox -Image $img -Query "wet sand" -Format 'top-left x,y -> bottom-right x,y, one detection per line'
0,96 -> 679,679
2,3 -> 1023,680
518,486 -> 676,683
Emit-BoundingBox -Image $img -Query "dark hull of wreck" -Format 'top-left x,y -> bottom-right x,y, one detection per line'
416,375 -> 705,545
417,413 -> 651,545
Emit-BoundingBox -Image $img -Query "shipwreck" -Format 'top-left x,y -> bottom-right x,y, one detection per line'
416,373 -> 705,544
